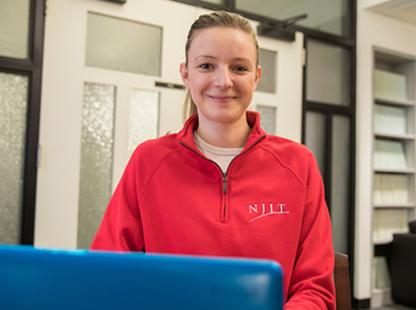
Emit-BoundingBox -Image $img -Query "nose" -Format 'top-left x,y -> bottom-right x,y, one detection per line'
213,67 -> 233,89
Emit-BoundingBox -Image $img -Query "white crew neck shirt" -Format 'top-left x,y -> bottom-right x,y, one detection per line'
194,132 -> 243,174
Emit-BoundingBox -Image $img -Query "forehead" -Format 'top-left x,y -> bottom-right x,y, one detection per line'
188,27 -> 257,61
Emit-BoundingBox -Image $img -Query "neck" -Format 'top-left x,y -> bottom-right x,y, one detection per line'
196,115 -> 251,148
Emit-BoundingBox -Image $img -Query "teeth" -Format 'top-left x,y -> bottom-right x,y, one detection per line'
208,96 -> 234,99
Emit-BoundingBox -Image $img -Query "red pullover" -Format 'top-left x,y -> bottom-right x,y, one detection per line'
91,111 -> 336,309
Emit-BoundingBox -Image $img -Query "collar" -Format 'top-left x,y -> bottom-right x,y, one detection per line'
177,111 -> 267,152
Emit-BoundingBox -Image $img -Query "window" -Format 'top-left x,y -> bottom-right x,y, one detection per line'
235,0 -> 351,37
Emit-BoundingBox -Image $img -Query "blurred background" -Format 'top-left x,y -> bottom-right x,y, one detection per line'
0,0 -> 416,308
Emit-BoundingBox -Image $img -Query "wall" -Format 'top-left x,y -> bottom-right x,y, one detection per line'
355,6 -> 416,300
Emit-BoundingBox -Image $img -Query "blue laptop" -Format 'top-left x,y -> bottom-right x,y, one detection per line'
0,245 -> 283,310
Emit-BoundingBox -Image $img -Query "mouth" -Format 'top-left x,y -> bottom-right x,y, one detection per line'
206,94 -> 238,102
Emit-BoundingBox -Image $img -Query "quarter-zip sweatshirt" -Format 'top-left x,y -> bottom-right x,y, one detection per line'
91,111 -> 336,309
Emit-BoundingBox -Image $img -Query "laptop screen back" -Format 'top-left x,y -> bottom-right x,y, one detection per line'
0,245 -> 283,310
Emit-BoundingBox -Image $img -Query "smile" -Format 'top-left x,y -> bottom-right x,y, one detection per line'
206,94 -> 237,101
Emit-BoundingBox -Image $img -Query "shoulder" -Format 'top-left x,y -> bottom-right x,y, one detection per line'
128,133 -> 180,174
261,135 -> 314,161
258,135 -> 318,183
113,133 -> 183,200
134,133 -> 178,156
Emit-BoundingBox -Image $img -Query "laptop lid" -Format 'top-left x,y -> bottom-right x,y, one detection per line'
0,245 -> 283,310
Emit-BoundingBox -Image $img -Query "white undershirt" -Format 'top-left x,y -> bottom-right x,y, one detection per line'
194,132 -> 243,174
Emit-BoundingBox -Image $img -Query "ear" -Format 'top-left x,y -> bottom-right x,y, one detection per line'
254,65 -> 262,87
179,63 -> 190,87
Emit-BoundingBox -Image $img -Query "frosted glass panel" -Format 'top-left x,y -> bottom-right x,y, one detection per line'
0,72 -> 28,244
86,13 -> 162,76
128,89 -> 160,156
331,115 -> 350,253
305,112 -> 326,176
372,257 -> 391,289
374,69 -> 408,102
256,105 -> 276,134
373,209 -> 409,243
0,0 -> 30,58
374,104 -> 408,135
373,174 -> 410,205
78,82 -> 116,249
236,0 -> 350,36
257,49 -> 277,93
373,139 -> 407,170
307,40 -> 350,105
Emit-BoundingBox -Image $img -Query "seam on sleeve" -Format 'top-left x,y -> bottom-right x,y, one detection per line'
137,149 -> 181,204
258,145 -> 307,189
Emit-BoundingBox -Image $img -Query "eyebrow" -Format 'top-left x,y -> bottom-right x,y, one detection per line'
194,55 -> 251,62
194,55 -> 216,60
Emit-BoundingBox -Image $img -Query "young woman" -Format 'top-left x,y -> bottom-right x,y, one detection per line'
91,11 -> 336,309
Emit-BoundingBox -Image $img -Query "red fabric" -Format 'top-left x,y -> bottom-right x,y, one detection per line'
91,111 -> 336,309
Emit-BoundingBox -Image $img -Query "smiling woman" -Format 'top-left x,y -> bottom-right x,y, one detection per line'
180,26 -> 261,147
91,10 -> 336,309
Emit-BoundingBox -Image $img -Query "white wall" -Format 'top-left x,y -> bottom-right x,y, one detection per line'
355,7 -> 416,300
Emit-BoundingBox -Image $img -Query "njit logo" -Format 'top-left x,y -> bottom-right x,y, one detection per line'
248,202 -> 289,222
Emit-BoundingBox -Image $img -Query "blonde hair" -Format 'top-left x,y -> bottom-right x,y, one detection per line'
183,10 -> 259,120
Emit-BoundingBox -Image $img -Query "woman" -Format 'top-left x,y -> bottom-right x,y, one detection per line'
91,11 -> 335,309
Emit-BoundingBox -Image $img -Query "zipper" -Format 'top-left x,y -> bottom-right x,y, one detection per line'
179,135 -> 266,223
221,172 -> 227,222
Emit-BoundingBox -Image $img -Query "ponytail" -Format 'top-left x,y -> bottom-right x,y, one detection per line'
183,90 -> 197,121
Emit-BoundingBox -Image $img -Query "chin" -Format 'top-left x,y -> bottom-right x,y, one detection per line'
206,111 -> 247,125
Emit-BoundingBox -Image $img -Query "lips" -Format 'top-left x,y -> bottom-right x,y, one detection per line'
206,94 -> 237,101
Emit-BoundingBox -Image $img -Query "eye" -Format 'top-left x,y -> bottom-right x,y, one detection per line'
198,63 -> 214,71
233,65 -> 249,73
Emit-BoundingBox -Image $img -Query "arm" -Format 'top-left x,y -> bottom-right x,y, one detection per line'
285,154 -> 336,310
90,152 -> 144,252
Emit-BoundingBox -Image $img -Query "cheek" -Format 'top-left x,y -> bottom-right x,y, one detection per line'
188,74 -> 208,91
188,81 -> 208,104
242,79 -> 257,94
